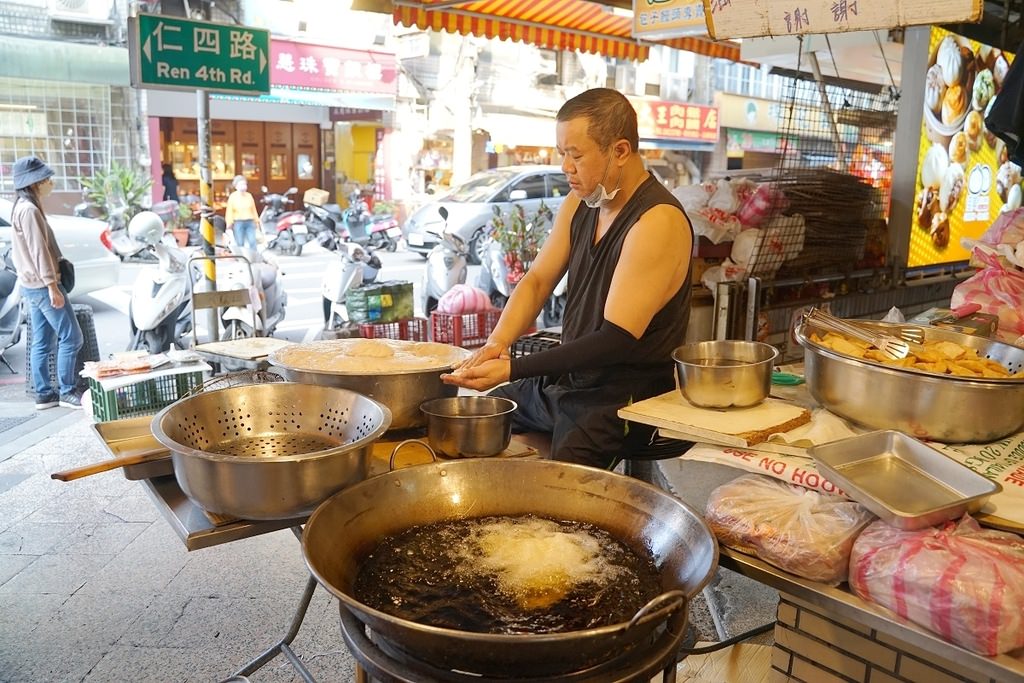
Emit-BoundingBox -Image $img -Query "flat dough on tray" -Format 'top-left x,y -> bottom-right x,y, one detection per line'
271,338 -> 469,374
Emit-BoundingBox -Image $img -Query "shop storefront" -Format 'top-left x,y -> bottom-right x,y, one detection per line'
147,37 -> 397,206
630,97 -> 719,188
0,35 -> 137,209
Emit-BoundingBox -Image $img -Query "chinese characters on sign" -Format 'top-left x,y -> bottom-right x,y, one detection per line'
270,39 -> 397,95
631,98 -> 720,143
632,0 -> 707,39
702,0 -> 982,39
129,13 -> 270,94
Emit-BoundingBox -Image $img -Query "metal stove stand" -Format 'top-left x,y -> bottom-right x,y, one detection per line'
339,606 -> 687,683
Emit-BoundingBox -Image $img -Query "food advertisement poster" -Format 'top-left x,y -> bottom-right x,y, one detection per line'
910,27 -> 1016,268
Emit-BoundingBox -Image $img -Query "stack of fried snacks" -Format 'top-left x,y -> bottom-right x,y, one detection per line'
810,332 -> 1024,379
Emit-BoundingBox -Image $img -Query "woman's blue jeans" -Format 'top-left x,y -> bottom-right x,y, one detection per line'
232,219 -> 258,249
21,286 -> 83,398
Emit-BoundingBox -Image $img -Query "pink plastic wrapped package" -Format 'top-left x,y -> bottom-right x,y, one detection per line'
951,249 -> 1024,335
736,183 -> 789,228
705,474 -> 875,585
850,516 -> 1024,656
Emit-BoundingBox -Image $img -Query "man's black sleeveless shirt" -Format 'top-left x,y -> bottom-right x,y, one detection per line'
561,174 -> 691,376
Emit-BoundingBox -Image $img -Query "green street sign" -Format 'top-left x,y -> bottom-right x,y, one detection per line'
128,13 -> 270,95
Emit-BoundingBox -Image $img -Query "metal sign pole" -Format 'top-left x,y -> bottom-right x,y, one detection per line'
197,89 -> 219,341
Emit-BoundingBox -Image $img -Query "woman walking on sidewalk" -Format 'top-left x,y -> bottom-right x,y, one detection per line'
10,156 -> 83,409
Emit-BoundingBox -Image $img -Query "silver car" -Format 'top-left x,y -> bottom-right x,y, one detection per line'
403,165 -> 570,264
0,197 -> 121,297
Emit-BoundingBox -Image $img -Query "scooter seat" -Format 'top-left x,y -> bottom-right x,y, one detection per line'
253,263 -> 278,289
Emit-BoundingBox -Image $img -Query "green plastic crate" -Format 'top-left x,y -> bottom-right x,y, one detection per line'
89,371 -> 204,423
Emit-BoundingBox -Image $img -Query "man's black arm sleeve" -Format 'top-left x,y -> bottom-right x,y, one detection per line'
509,319 -> 641,380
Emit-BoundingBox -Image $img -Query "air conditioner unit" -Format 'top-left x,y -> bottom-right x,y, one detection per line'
48,0 -> 113,25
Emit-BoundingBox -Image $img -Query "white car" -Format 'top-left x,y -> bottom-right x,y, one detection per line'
0,197 -> 121,297
403,166 -> 570,264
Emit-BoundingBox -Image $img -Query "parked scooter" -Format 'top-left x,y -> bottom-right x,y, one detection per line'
319,230 -> 381,332
92,181 -> 152,262
543,272 -> 568,328
125,211 -> 193,353
422,206 -> 469,314
215,247 -> 288,339
342,190 -> 401,252
259,186 -> 307,256
0,244 -> 24,373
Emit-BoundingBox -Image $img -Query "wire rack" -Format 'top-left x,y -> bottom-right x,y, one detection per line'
761,37 -> 898,277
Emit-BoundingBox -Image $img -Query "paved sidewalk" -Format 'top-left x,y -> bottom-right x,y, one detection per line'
0,415 -> 358,682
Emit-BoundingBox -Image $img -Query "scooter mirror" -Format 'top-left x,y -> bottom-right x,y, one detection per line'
288,187 -> 298,194
261,186 -> 269,193
438,206 -> 449,221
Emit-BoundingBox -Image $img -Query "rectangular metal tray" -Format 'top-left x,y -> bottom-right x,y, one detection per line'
809,430 -> 1001,530
90,416 -> 173,481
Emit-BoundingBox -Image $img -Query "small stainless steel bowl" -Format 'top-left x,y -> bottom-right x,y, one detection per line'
672,341 -> 779,408
420,396 -> 517,458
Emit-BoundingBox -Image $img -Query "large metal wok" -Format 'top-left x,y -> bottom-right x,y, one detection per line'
302,459 -> 718,677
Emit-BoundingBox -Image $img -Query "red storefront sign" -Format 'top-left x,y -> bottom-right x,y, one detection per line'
631,98 -> 720,143
270,38 -> 397,94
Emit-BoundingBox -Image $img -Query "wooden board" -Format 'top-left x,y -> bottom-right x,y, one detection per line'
659,427 -> 811,457
703,0 -> 982,39
194,337 -> 293,361
619,391 -> 811,447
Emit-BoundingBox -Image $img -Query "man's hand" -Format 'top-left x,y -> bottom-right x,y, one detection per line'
441,358 -> 511,392
457,340 -> 510,371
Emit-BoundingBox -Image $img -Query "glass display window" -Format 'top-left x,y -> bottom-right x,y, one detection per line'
297,153 -> 314,180
270,152 -> 288,180
241,152 -> 261,179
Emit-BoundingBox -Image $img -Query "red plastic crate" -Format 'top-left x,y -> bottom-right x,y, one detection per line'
430,310 -> 502,347
359,317 -> 430,341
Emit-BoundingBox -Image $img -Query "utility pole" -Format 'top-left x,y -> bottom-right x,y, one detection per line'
196,4 -> 218,342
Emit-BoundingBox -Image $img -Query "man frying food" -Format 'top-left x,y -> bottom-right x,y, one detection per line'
442,88 -> 694,469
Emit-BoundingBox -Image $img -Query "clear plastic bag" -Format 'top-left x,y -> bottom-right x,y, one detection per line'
705,474 -> 875,585
850,516 -> 1024,655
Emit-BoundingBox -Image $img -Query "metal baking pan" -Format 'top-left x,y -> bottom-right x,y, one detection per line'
809,430 -> 1001,530
90,416 -> 172,481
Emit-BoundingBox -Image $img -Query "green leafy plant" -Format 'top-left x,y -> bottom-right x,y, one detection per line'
489,201 -> 553,285
79,163 -> 153,222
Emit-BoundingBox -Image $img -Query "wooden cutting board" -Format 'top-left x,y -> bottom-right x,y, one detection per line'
619,391 -> 812,447
194,337 -> 293,361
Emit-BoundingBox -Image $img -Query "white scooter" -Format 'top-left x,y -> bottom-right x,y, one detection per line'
423,207 -> 468,313
320,231 -> 381,332
126,212 -> 193,353
0,245 -> 24,373
215,247 -> 288,339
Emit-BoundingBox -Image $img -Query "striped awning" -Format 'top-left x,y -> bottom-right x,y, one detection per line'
392,0 -> 740,62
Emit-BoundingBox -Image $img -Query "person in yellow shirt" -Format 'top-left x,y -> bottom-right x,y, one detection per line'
225,175 -> 261,251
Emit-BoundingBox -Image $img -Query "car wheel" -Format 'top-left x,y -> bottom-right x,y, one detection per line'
426,296 -> 439,314
469,229 -> 490,265
490,292 -> 508,309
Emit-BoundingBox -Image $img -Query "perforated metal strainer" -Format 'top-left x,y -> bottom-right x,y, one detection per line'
152,382 -> 392,520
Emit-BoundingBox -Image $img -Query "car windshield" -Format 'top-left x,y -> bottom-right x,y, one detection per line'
443,170 -> 518,203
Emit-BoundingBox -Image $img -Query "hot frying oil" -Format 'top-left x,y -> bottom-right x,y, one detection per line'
353,515 -> 662,634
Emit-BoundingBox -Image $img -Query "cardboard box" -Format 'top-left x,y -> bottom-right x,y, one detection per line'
909,308 -> 999,337
303,188 -> 330,207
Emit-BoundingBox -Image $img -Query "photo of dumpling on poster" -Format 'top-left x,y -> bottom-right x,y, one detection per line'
910,26 -> 1017,268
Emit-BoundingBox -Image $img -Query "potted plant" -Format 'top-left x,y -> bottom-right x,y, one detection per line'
489,201 -> 553,286
79,163 -> 153,227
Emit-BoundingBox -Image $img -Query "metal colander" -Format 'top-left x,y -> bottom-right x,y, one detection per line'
152,382 -> 392,520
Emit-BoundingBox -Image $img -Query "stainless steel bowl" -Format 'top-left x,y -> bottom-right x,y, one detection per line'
420,396 -> 517,458
268,347 -> 467,431
796,321 -> 1024,443
672,341 -> 779,408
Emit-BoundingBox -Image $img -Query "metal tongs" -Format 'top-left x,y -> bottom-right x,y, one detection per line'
805,308 -> 910,361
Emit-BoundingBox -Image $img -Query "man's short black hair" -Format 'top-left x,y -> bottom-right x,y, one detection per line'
556,88 -> 639,154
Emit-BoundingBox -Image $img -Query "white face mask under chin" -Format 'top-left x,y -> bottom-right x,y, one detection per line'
581,156 -> 622,209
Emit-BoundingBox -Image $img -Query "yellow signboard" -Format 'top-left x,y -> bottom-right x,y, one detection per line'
633,0 -> 707,40
703,0 -> 982,40
909,27 -> 1017,268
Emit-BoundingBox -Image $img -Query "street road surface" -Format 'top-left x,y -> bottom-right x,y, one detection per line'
0,243 -> 482,393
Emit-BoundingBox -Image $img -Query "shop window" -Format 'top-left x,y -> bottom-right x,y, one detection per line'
510,174 -> 545,200
168,140 -> 235,181
241,152 -> 260,179
297,153 -> 314,180
270,153 -> 288,180
547,173 -> 570,198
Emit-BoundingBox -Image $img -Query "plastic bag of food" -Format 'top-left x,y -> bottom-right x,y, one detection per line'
850,516 -> 1024,655
951,249 -> 1024,335
705,474 -> 874,584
